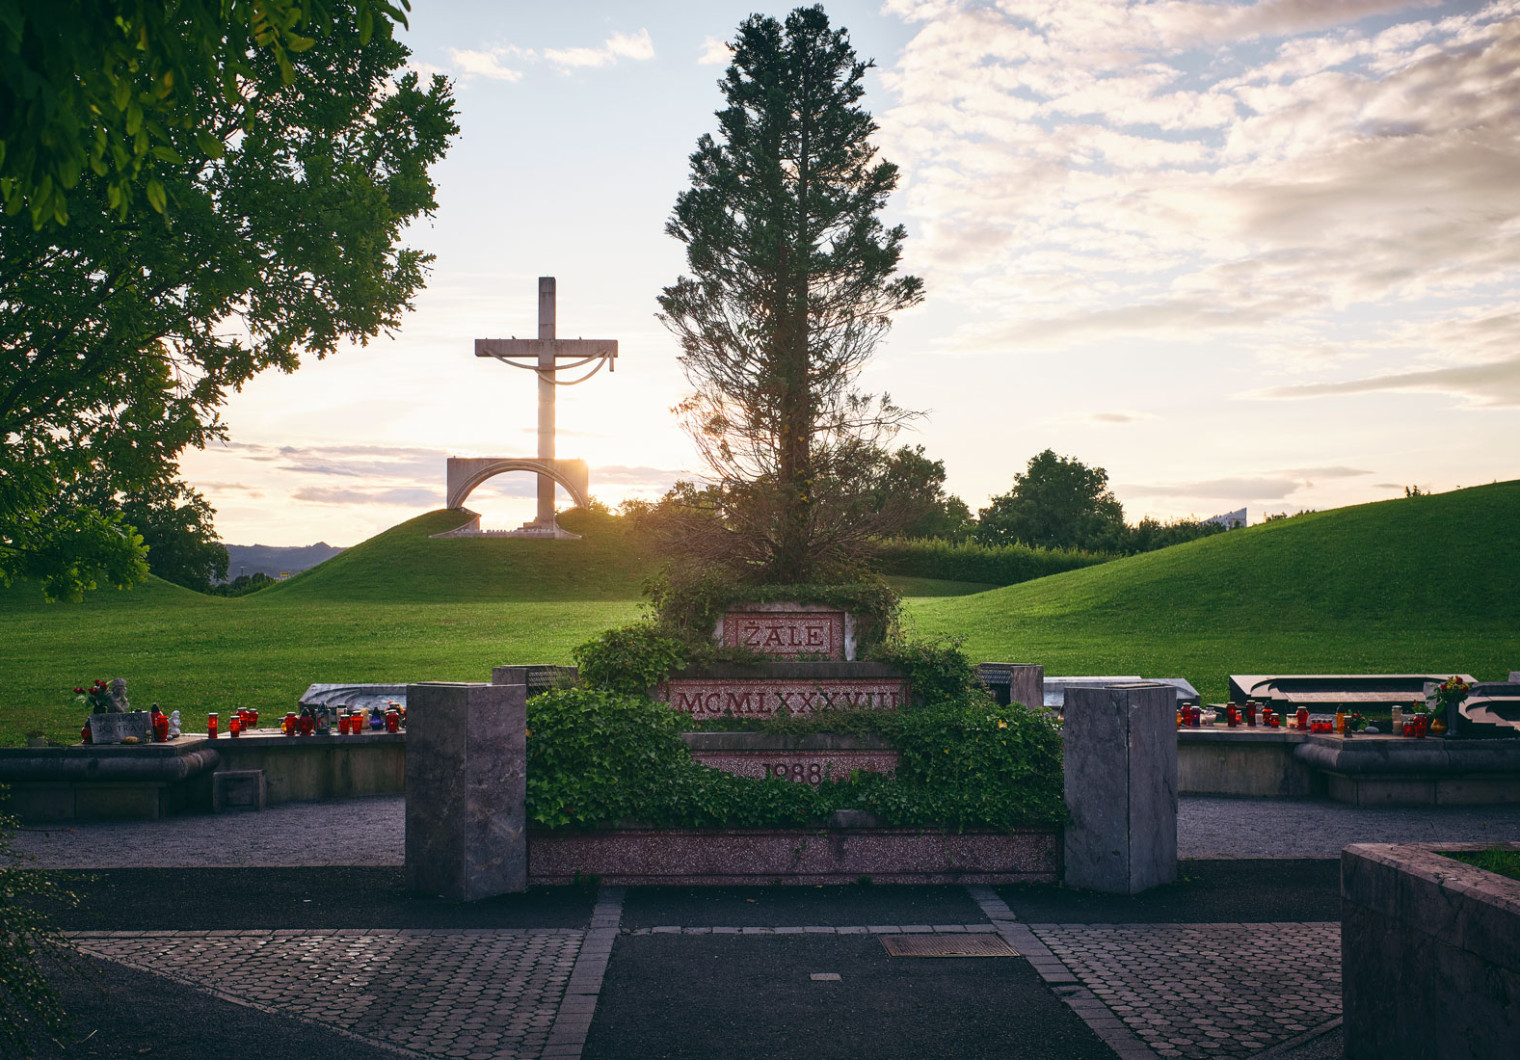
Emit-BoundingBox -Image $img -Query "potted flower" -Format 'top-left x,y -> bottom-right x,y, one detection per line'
1346,712 -> 1368,737
1430,676 -> 1471,737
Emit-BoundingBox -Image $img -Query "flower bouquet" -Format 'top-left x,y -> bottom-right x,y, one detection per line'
73,679 -> 113,714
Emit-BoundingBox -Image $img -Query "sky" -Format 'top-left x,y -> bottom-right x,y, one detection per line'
179,0 -> 1520,546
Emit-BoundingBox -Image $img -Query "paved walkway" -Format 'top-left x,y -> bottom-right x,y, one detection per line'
13,793 -> 1520,867
15,797 -> 1520,1059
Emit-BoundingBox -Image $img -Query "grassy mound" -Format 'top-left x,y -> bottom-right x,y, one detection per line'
266,509 -> 654,602
909,481 -> 1520,699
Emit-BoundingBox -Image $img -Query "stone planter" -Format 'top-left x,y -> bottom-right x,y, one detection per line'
528,826 -> 1059,886
1342,842 -> 1520,1059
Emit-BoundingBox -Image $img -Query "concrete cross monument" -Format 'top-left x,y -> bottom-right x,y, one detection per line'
444,278 -> 618,538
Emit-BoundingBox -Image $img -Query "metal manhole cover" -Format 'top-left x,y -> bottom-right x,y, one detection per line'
880,935 -> 1018,958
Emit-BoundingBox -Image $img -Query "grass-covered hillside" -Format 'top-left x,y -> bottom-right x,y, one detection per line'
2,483 -> 1517,743
909,481 -> 1520,698
266,509 -> 654,601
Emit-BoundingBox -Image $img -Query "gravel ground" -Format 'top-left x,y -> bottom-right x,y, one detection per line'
1178,794 -> 1520,858
10,792 -> 1520,868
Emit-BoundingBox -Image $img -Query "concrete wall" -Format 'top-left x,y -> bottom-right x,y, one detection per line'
1177,731 -> 1317,797
216,734 -> 405,804
1342,842 -> 1520,1059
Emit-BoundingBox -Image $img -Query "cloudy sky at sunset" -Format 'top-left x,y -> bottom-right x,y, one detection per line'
181,0 -> 1520,545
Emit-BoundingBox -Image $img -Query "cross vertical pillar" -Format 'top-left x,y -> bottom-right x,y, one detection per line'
537,277 -> 557,528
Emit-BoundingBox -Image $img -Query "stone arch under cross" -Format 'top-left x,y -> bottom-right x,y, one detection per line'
444,457 -> 590,513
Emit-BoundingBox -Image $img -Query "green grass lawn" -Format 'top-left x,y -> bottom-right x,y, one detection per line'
4,483 -> 1517,743
1445,848 -> 1520,882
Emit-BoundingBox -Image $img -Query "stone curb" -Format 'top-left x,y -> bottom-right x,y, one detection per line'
544,885 -> 624,1059
965,885 -> 1161,1060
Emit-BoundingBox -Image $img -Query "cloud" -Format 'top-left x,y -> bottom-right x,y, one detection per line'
1122,464 -> 1369,501
1088,410 -> 1153,423
1122,476 -> 1308,501
447,47 -> 529,82
447,30 -> 654,80
1278,466 -> 1372,479
697,36 -> 731,65
292,487 -> 441,506
878,1 -> 1520,407
544,29 -> 655,69
591,464 -> 685,486
1256,355 -> 1520,407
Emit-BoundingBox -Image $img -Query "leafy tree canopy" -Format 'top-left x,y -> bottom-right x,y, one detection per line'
68,479 -> 230,594
0,5 -> 457,600
872,444 -> 973,541
975,449 -> 1127,552
657,5 -> 923,586
0,0 -> 408,227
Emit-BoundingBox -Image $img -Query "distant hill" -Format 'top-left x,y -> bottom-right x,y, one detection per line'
222,542 -> 346,582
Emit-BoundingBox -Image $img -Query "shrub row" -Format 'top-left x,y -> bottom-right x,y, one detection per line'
873,537 -> 1112,586
525,686 -> 1066,832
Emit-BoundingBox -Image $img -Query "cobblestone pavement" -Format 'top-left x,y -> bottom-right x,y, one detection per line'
1029,922 -> 1342,1059
72,928 -> 583,1060
14,793 -> 1520,868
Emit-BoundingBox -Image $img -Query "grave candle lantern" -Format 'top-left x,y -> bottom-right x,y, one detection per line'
385,710 -> 399,733
282,712 -> 296,736
1189,706 -> 1202,727
207,713 -> 219,739
81,723 -> 92,744
1226,707 -> 1239,727
1296,707 -> 1309,731
228,715 -> 241,737
1245,702 -> 1257,727
297,713 -> 314,736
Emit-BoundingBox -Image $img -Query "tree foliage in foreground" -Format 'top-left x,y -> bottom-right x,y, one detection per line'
0,0 -> 409,227
657,5 -> 923,585
0,8 -> 456,600
70,480 -> 230,594
0,791 -> 80,1059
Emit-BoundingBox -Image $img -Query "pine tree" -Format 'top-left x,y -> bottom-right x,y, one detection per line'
658,5 -> 923,584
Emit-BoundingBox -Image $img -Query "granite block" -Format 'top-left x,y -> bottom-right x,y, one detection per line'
1063,683 -> 1177,894
405,682 -> 527,900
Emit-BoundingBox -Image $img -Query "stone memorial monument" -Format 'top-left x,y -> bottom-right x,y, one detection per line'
443,278 -> 618,538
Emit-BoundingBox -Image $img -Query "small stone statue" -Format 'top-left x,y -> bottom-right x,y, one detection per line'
107,677 -> 130,713
168,710 -> 182,738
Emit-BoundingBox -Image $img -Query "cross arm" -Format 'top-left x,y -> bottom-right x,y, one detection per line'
475,339 -> 618,361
